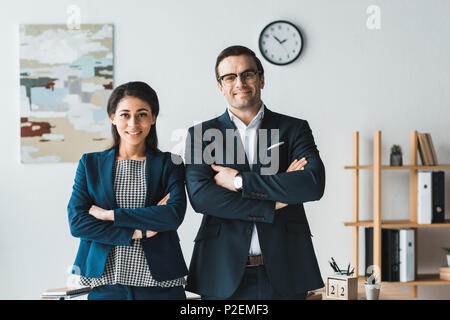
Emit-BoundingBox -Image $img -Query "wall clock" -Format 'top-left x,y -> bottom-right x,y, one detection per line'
258,20 -> 303,65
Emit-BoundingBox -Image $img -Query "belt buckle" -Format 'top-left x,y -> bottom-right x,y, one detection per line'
247,254 -> 263,267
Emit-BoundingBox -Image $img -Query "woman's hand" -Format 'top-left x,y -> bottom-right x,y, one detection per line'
89,205 -> 114,221
132,230 -> 158,239
275,157 -> 308,210
132,193 -> 170,239
157,193 -> 170,206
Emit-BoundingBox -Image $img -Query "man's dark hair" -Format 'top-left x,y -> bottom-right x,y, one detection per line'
215,45 -> 264,81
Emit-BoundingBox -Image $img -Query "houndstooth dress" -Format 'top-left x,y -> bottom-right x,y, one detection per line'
80,159 -> 186,288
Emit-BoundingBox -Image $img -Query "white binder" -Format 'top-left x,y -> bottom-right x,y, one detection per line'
418,171 -> 432,224
399,229 -> 415,282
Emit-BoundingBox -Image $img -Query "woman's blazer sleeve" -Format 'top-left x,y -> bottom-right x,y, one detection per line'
67,154 -> 134,246
113,156 -> 187,232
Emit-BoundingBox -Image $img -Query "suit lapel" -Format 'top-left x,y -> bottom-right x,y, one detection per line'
146,149 -> 164,206
100,148 -> 117,209
217,111 -> 250,171
216,106 -> 278,173
101,147 -> 164,208
254,106 -> 276,173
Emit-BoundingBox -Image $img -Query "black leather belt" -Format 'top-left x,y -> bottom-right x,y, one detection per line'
247,254 -> 264,267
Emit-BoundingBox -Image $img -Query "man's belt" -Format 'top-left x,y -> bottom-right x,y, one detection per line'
247,254 -> 264,266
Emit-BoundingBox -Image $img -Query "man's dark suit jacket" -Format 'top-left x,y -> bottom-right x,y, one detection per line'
185,106 -> 325,298
67,148 -> 188,282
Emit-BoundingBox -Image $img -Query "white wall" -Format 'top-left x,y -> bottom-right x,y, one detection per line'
0,0 -> 449,299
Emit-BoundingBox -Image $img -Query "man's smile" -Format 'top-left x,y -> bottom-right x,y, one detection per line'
234,91 -> 251,96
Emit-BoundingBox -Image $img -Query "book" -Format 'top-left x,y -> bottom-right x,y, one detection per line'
365,228 -> 400,281
390,229 -> 400,282
418,171 -> 445,224
418,171 -> 432,224
417,133 -> 432,165
365,227 -> 373,277
425,133 -> 438,165
399,229 -> 415,282
417,134 -> 426,166
41,286 -> 90,298
432,171 -> 445,223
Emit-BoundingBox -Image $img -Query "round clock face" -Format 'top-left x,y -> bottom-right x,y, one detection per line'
258,20 -> 303,65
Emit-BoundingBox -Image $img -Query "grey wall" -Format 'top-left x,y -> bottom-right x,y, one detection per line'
0,0 -> 449,299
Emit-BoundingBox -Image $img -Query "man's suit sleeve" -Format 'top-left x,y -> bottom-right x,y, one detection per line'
67,154 -> 135,246
185,126 -> 276,224
241,120 -> 325,204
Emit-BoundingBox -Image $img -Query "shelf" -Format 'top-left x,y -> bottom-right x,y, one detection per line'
358,274 -> 450,286
345,131 -> 450,298
343,219 -> 450,229
344,164 -> 450,170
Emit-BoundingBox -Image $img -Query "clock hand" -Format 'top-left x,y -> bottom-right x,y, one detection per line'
273,35 -> 282,44
280,38 -> 288,44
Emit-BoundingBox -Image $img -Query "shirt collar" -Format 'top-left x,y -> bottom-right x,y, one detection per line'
227,103 -> 265,126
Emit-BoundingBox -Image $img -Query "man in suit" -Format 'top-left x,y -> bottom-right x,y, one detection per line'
185,45 -> 325,300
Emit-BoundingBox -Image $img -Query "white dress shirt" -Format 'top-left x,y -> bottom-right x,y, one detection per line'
227,104 -> 265,256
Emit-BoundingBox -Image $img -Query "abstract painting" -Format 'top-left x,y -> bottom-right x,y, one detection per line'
20,24 -> 114,163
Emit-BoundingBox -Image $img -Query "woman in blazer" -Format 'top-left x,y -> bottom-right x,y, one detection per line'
67,81 -> 188,300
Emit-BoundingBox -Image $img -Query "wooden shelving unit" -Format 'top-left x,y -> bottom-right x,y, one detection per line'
343,130 -> 450,298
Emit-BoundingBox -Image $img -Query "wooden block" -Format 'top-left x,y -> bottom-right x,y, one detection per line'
337,280 -> 348,299
326,275 -> 358,300
326,278 -> 339,298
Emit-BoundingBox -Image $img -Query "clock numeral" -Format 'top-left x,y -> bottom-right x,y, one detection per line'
264,34 -> 269,38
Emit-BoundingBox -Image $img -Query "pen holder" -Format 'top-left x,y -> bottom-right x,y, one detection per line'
326,274 -> 358,300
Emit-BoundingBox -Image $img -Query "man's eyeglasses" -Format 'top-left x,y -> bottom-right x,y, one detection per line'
217,70 -> 262,87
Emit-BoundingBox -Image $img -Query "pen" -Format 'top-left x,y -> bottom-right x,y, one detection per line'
331,257 -> 341,272
328,260 -> 337,272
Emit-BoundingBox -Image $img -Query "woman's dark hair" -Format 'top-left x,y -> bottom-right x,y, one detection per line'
215,45 -> 265,81
106,81 -> 159,152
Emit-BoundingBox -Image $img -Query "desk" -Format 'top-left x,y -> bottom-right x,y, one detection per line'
43,280 -> 415,300
320,279 -> 416,300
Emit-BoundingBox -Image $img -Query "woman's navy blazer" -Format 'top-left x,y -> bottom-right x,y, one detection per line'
67,147 -> 188,282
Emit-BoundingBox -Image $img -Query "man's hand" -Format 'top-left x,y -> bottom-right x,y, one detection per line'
211,164 -> 239,192
275,157 -> 308,210
210,158 -> 308,207
286,157 -> 307,173
89,205 -> 114,221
